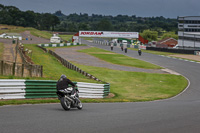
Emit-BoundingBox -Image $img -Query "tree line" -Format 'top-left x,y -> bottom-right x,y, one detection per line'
0,4 -> 60,31
0,4 -> 178,41
54,10 -> 178,34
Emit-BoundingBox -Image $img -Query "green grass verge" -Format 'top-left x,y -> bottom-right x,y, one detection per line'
59,35 -> 73,42
129,48 -> 176,56
46,44 -> 87,51
0,66 -> 188,105
0,24 -> 27,34
80,37 -> 93,40
78,47 -> 162,69
129,48 -> 200,62
23,44 -> 99,82
73,62 -> 188,102
168,57 -> 200,62
0,24 -> 52,39
0,99 -> 59,106
29,29 -> 52,39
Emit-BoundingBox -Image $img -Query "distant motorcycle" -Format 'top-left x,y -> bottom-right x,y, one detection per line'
138,49 -> 142,56
57,87 -> 82,111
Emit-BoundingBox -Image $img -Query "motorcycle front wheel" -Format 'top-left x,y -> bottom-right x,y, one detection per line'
60,97 -> 71,110
77,102 -> 83,110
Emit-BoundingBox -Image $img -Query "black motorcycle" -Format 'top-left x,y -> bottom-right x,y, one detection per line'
57,87 -> 83,111
138,49 -> 142,56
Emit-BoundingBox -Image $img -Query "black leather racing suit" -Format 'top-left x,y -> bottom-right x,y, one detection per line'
56,77 -> 76,98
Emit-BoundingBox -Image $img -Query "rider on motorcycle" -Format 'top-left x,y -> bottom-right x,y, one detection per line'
56,74 -> 78,99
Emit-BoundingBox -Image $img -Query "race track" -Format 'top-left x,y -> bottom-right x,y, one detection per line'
1,40 -> 200,133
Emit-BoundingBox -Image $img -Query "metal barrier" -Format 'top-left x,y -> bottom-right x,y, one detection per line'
146,47 -> 197,54
37,44 -> 106,83
0,79 -> 110,99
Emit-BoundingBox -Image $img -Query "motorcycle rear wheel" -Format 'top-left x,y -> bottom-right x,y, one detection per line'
60,97 -> 71,110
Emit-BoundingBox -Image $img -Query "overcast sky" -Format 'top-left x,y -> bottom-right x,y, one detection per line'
1,0 -> 200,18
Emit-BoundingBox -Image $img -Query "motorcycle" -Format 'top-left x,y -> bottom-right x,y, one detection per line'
138,49 -> 142,56
57,87 -> 83,111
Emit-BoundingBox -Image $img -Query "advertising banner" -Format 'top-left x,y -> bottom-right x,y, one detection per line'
79,31 -> 138,38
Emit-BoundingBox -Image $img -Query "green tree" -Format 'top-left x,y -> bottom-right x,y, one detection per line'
140,30 -> 158,41
78,22 -> 90,30
51,15 -> 60,31
161,32 -> 178,40
40,13 -> 60,31
97,19 -> 113,31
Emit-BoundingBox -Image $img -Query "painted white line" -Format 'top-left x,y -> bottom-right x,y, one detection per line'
159,55 -> 199,64
167,74 -> 190,100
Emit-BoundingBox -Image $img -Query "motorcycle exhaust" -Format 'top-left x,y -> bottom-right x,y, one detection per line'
65,96 -> 74,104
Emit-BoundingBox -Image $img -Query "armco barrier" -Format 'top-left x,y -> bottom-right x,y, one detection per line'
37,44 -> 106,83
0,79 -> 110,99
146,47 -> 196,54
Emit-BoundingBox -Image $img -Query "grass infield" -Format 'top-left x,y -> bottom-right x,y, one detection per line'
73,62 -> 188,102
0,45 -> 188,105
78,47 -> 162,69
129,48 -> 176,56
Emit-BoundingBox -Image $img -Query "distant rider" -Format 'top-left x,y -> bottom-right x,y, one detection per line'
138,49 -> 142,56
121,45 -> 123,51
110,43 -> 114,50
124,44 -> 127,53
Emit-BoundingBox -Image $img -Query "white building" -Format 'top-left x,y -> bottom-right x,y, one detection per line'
50,34 -> 61,43
178,16 -> 200,49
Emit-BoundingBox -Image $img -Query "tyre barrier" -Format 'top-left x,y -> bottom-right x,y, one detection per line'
38,43 -> 79,47
0,79 -> 110,99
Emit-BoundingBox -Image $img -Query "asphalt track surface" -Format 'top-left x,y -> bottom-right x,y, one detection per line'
1,40 -> 200,133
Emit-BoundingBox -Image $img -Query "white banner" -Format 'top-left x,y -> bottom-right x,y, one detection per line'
79,31 -> 138,38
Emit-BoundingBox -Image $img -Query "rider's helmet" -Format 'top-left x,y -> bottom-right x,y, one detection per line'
60,74 -> 67,79
59,74 -> 67,81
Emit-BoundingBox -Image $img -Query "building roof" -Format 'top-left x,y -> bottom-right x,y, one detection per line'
178,16 -> 200,21
157,37 -> 178,47
51,36 -> 60,39
158,37 -> 177,44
